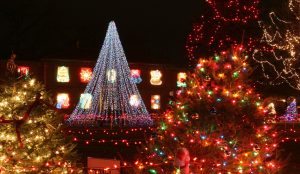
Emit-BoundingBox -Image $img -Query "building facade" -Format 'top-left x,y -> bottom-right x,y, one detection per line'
0,58 -> 187,114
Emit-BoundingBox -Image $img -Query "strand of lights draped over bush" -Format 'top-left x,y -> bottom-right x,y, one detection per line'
186,0 -> 260,63
252,0 -> 300,90
67,21 -> 152,127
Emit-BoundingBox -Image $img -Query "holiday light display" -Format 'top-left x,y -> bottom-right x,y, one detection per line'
80,67 -> 93,83
67,21 -> 152,127
136,47 -> 280,173
79,93 -> 92,109
130,69 -> 142,84
186,0 -> 260,62
177,72 -> 187,87
151,95 -> 160,110
107,69 -> 117,83
0,75 -> 80,173
56,93 -> 70,109
253,0 -> 300,90
129,95 -> 141,107
284,97 -> 298,121
17,66 -> 30,76
150,70 -> 162,85
57,66 -> 70,83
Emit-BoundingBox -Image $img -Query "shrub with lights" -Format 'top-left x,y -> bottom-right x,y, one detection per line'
136,47 -> 280,173
0,62 -> 81,173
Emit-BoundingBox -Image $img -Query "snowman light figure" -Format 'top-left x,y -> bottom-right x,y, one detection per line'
174,148 -> 190,174
150,70 -> 162,85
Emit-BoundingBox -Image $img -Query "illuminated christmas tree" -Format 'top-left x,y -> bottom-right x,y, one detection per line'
0,59 -> 80,173
67,21 -> 152,127
253,0 -> 300,90
284,97 -> 298,121
136,47 -> 280,173
186,0 -> 260,62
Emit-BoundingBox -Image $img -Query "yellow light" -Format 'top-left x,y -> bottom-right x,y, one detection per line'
233,93 -> 239,98
29,79 -> 35,86
151,95 -> 160,110
150,70 -> 162,85
218,73 -> 225,78
57,66 -> 70,82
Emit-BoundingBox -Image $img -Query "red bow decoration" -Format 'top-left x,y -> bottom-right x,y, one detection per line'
0,93 -> 60,148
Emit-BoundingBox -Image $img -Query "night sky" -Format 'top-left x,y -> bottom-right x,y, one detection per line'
0,0 -> 205,67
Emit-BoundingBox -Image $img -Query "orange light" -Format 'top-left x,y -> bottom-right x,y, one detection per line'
80,67 -> 92,83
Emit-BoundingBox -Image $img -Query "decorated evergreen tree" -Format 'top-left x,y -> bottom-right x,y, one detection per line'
136,47 -> 280,173
0,58 -> 80,173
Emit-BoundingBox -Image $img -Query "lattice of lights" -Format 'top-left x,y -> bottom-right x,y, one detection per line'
150,70 -> 162,85
177,72 -> 187,87
151,95 -> 161,110
80,67 -> 93,83
79,93 -> 92,109
129,94 -> 141,107
57,66 -> 70,83
107,69 -> 117,83
56,93 -> 70,109
17,66 -> 30,76
130,69 -> 142,84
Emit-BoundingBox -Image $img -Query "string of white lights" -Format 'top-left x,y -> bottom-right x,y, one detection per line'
252,0 -> 300,90
67,21 -> 152,127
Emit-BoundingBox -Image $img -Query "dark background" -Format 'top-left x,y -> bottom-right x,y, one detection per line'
0,0 -> 205,66
0,0 -> 283,67
0,0 -> 298,95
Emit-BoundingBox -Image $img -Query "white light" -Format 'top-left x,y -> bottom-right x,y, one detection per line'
68,21 -> 152,126
129,95 -> 141,107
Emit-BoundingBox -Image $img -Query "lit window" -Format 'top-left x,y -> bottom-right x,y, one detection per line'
107,69 -> 117,83
17,66 -> 30,76
177,72 -> 187,87
79,93 -> 92,109
150,70 -> 162,85
130,69 -> 142,84
151,95 -> 160,110
56,93 -> 70,109
129,94 -> 141,107
57,66 -> 70,82
80,67 -> 93,83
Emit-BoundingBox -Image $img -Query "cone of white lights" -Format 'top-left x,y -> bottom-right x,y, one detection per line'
67,21 -> 152,127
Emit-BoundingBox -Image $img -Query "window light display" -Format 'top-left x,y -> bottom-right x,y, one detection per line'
80,67 -> 93,83
107,69 -> 117,83
79,93 -> 92,109
17,66 -> 30,76
57,66 -> 70,82
151,95 -> 161,110
150,70 -> 162,85
56,93 -> 70,109
129,94 -> 141,107
130,69 -> 142,84
177,72 -> 187,87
